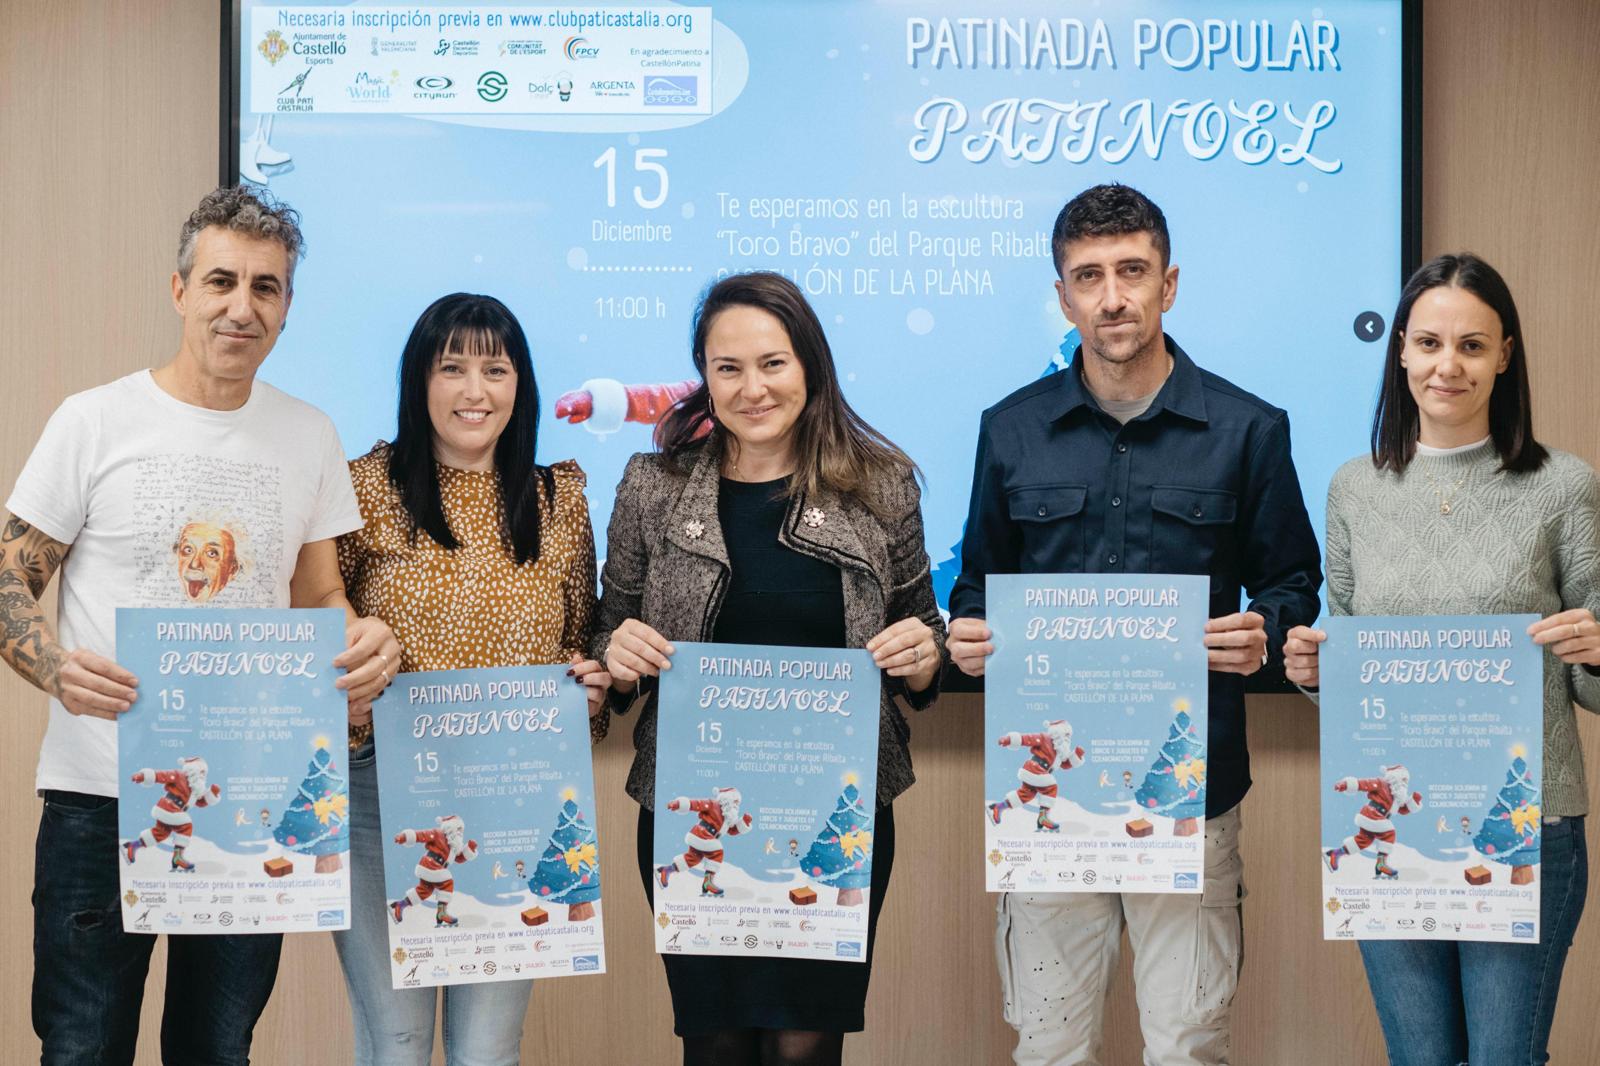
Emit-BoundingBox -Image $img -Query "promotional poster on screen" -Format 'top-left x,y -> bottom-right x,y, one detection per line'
1319,615 -> 1543,943
984,574 -> 1209,894
236,2 -> 1407,620
653,642 -> 880,963
373,665 -> 604,987
116,607 -> 351,934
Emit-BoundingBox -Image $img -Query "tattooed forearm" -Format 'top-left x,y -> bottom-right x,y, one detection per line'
0,516 -> 69,696
0,517 -> 65,598
0,583 -> 64,696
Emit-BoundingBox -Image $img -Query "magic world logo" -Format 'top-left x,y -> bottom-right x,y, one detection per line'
564,35 -> 600,60
643,76 -> 697,106
346,70 -> 396,103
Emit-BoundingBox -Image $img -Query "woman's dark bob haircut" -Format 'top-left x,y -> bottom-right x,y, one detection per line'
654,271 -> 915,515
388,293 -> 554,564
1370,252 -> 1547,474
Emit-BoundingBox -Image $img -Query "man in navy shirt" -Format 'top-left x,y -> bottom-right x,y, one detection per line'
949,184 -> 1321,1065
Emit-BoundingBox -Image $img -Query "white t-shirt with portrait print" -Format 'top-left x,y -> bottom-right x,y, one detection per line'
7,370 -> 362,796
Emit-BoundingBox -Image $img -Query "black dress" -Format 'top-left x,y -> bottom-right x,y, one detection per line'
634,476 -> 897,1036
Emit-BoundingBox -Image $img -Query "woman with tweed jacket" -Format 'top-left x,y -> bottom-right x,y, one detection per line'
594,271 -> 945,1066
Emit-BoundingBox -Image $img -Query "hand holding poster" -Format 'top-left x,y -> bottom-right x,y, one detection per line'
1319,615 -> 1543,942
373,665 -> 603,986
984,575 -> 1209,893
654,643 -> 880,962
116,607 -> 349,933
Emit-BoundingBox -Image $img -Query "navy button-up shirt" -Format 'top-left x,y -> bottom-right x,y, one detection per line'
950,336 -> 1322,816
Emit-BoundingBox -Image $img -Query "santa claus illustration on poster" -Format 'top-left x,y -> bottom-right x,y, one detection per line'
390,814 -> 479,928
125,756 -> 221,873
657,786 -> 754,898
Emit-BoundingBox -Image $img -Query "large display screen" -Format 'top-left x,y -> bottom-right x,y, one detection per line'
229,1 -> 1417,607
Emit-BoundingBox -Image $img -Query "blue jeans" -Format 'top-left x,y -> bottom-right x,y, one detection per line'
333,749 -> 533,1066
32,790 -> 282,1066
1358,816 -> 1588,1066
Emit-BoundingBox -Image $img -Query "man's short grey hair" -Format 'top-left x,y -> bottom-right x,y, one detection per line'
176,184 -> 305,287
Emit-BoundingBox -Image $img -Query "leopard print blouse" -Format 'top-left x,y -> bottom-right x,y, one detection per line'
337,444 -> 603,747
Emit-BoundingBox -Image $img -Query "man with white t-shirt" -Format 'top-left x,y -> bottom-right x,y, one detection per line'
1,185 -> 400,1065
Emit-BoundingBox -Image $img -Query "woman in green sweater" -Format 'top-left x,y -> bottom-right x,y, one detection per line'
1283,253 -> 1600,1065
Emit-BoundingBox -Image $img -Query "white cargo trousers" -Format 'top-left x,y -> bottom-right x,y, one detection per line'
995,809 -> 1244,1066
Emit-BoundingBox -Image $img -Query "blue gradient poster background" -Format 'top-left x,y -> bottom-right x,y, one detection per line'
116,607 -> 350,934
237,2 -> 1405,607
1319,615 -> 1543,943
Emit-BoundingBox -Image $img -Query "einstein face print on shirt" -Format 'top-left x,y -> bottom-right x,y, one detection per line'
171,520 -> 244,602
131,453 -> 283,608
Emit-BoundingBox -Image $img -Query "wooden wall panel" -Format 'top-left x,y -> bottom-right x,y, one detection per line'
2,2 -> 1596,1062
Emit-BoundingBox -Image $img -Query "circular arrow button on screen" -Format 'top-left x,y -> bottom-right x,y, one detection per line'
1353,311 -> 1386,343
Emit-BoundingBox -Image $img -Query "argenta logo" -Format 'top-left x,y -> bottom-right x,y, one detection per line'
259,30 -> 289,65
477,71 -> 508,102
564,35 -> 599,59
573,955 -> 601,972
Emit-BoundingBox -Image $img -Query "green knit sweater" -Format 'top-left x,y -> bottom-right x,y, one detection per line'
1325,441 -> 1600,816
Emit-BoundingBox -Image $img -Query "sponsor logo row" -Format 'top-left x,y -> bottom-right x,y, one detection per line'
127,907 -> 344,931
272,67 -> 697,110
995,864 -> 1199,890
260,28 -> 699,111
397,954 -> 600,987
658,911 -> 856,958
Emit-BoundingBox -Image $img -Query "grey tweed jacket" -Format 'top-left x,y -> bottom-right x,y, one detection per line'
592,436 -> 946,809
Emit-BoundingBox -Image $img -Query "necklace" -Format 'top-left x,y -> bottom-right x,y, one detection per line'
1418,464 -> 1471,515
